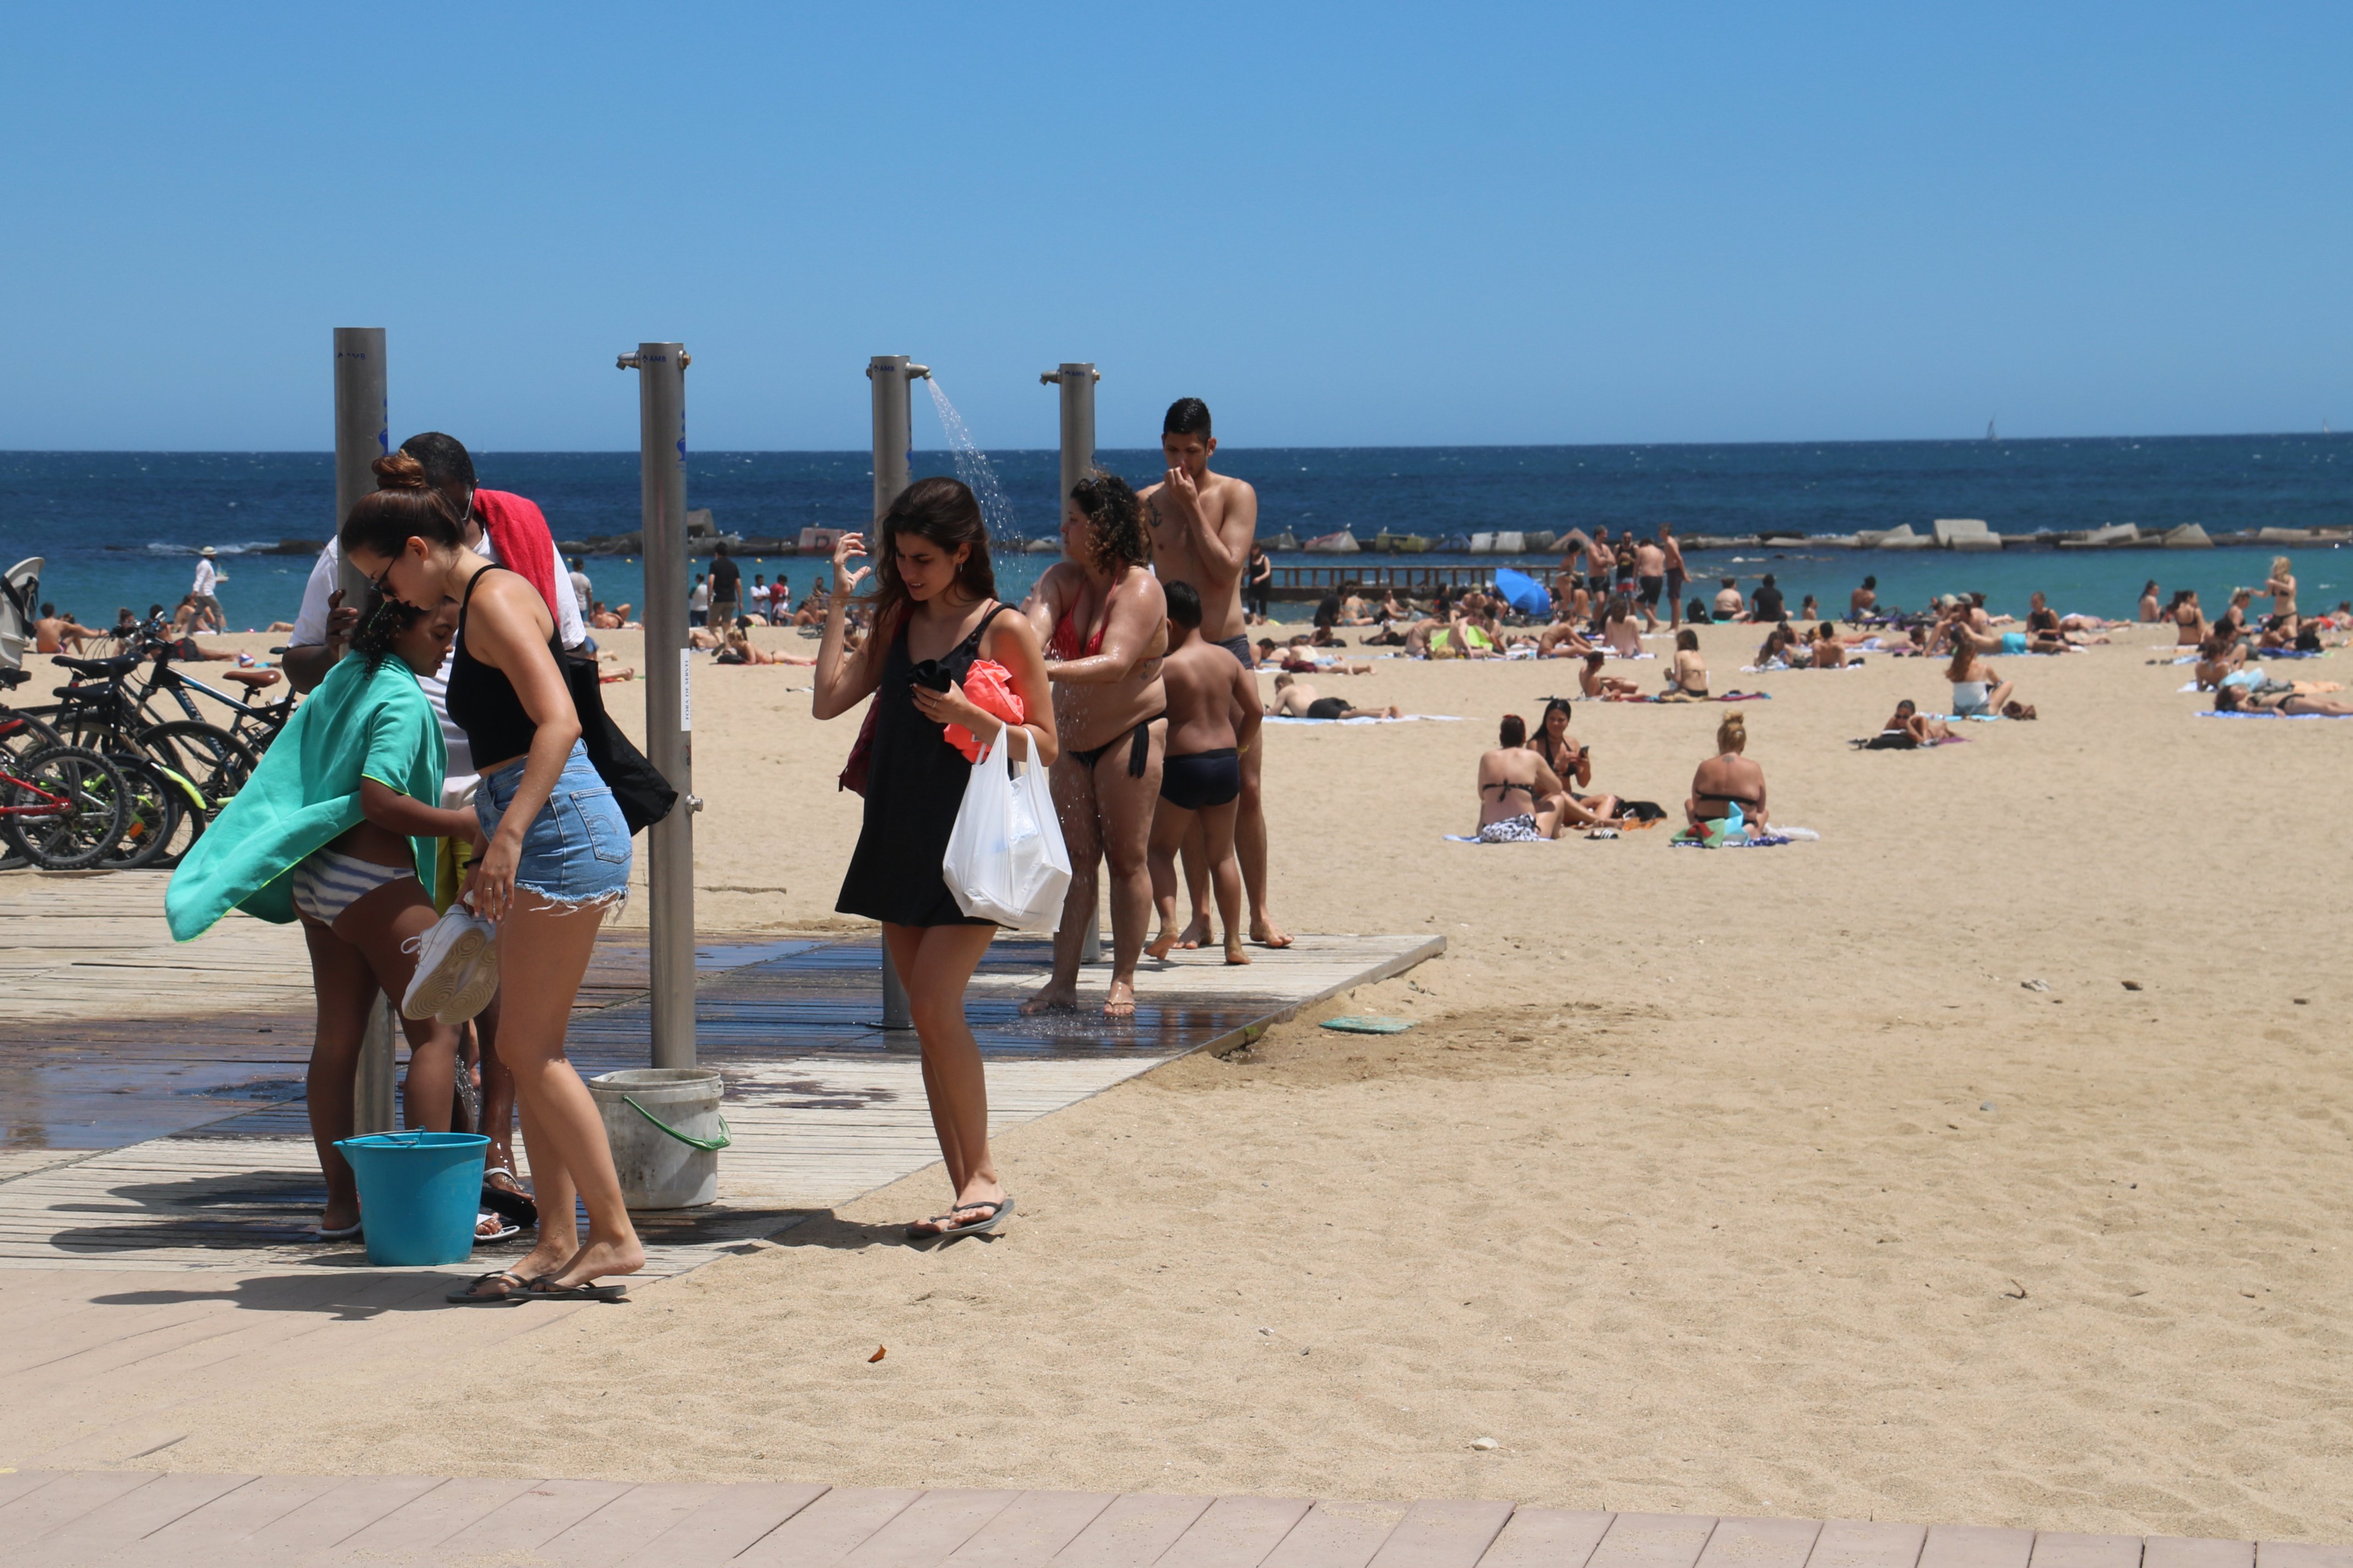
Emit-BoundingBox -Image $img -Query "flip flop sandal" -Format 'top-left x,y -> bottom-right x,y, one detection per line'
905,1209 -> 962,1240
475,1212 -> 522,1243
447,1269 -> 536,1305
310,1221 -> 362,1242
930,1196 -> 1015,1240
480,1180 -> 538,1229
523,1277 -> 629,1304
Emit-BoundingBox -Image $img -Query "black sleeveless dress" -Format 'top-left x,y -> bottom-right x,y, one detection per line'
836,603 -> 1012,928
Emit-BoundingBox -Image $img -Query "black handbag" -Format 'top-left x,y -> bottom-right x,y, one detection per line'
562,650 -> 677,835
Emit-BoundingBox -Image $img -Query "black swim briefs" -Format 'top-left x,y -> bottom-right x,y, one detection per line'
1160,748 -> 1241,811
1216,634 -> 1253,669
1638,575 -> 1664,606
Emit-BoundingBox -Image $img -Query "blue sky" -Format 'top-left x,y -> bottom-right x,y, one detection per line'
4,4 -> 2346,451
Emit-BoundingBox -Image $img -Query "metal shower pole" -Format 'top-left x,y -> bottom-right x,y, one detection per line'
1040,363 -> 1103,964
333,328 -> 398,1133
868,354 -> 929,1030
619,343 -> 698,1068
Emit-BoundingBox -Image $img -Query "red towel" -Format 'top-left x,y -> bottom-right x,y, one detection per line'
946,659 -> 1026,761
473,490 -> 562,620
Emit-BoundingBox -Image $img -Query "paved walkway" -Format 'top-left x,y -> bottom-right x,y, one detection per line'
0,1472 -> 2334,1568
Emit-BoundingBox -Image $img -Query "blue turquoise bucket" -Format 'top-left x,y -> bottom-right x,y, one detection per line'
334,1131 -> 490,1267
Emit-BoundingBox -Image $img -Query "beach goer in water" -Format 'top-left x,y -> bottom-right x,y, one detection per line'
1667,628 -> 1709,696
339,451 -> 641,1301
1145,582 -> 1257,964
1579,650 -> 1643,699
1885,699 -> 1953,744
1945,639 -> 2015,719
1268,672 -> 1398,720
1525,697 -> 1622,827
1713,578 -> 1745,620
2139,580 -> 2162,622
1140,399 -> 1288,950
1851,576 -> 1878,620
1477,714 -> 1572,842
1021,474 -> 1168,1020
1680,712 -> 1769,836
818,480 -> 1055,1240
165,583 -> 478,1239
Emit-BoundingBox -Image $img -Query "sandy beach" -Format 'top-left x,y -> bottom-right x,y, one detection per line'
41,621 -> 2352,1541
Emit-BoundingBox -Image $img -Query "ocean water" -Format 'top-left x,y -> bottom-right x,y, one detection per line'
2,437 -> 2346,633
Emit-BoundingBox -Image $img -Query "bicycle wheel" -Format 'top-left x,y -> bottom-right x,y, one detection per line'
100,752 -> 186,871
135,720 -> 259,815
2,709 -> 64,761
7,745 -> 131,871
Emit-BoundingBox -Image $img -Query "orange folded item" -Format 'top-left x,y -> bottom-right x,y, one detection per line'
946,659 -> 1026,761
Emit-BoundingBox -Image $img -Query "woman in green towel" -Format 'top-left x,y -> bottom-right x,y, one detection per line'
165,594 -> 479,1239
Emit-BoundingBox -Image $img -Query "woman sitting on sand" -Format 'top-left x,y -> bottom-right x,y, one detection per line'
1945,640 -> 2015,719
713,621 -> 816,666
1665,628 -> 1709,697
2193,630 -> 2250,690
1679,712 -> 1768,837
1524,697 -> 1623,827
2139,580 -> 2162,622
1476,714 -> 1571,842
1579,650 -> 1643,699
2215,683 -> 2353,717
1754,623 -> 1801,670
2172,590 -> 2208,647
1601,595 -> 1643,657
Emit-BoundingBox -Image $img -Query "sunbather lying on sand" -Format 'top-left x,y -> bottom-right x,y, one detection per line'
2215,685 -> 2353,716
1885,699 -> 1953,744
1269,672 -> 1399,720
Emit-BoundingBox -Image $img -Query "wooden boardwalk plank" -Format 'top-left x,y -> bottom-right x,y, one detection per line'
1367,1500 -> 1519,1568
317,1475 -> 539,1558
735,1486 -> 926,1567
837,1489 -> 1026,1568
2143,1541 -> 2252,1568
2030,1537 -> 2143,1568
940,1489 -> 1120,1568
25,1471 -> 252,1547
1692,1517 -> 1819,1568
615,1480 -> 831,1566
1261,1500 -> 1411,1568
1477,1508 -> 1618,1568
0,1471 -> 161,1539
1051,1494 -> 1220,1568
1158,1496 -> 1320,1568
436,1477 -> 636,1555
2256,1546 -> 2353,1568
238,1474 -> 449,1555
0,1471 -> 66,1509
137,1473 -> 348,1553
1920,1525 -> 2035,1568
1811,1522 -> 1927,1568
1587,1515 -> 1718,1568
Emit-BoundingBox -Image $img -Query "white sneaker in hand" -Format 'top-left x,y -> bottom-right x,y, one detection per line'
402,904 -> 497,1022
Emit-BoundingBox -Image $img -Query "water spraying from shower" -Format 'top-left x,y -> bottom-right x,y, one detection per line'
925,379 -> 1021,541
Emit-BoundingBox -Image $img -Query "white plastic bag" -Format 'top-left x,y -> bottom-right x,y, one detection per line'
942,734 -> 1072,930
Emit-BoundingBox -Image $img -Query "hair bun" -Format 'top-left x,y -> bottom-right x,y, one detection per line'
372,450 -> 432,491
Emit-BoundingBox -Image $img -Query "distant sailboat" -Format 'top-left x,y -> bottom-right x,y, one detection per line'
1986,418 -> 1998,441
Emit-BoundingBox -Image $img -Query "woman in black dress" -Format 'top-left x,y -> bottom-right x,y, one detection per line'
816,479 -> 1058,1239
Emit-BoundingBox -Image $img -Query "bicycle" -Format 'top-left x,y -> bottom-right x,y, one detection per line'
122,629 -> 296,757
28,652 -> 259,815
2,740 -> 130,871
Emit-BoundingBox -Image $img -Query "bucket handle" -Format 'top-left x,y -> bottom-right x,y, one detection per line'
624,1095 -> 732,1152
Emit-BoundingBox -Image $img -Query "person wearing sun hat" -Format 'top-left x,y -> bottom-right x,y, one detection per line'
190,545 -> 226,630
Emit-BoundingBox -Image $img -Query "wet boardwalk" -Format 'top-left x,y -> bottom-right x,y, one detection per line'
0,1472 -> 2334,1568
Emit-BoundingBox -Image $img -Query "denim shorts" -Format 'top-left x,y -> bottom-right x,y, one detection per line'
474,740 -> 632,910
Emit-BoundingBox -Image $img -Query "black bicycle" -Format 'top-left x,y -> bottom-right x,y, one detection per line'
29,653 -> 259,817
120,623 -> 297,757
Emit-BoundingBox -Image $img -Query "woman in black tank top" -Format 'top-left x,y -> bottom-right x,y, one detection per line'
340,451 -> 643,1300
814,479 -> 1057,1241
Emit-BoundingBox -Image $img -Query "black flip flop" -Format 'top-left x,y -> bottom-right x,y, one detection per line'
446,1269 -> 535,1305
480,1181 -> 538,1229
930,1195 -> 1014,1240
523,1277 -> 629,1303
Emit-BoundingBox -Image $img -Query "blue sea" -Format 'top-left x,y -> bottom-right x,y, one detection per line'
3,437 -> 2347,632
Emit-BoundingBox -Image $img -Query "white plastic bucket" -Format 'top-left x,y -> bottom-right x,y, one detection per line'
588,1068 -> 728,1209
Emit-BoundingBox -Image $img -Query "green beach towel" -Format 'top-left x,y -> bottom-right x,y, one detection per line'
165,655 -> 444,941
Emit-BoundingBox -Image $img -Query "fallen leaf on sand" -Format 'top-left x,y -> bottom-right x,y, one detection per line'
869,1345 -> 887,1363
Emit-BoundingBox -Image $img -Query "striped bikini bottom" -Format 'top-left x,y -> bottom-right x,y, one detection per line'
291,847 -> 416,925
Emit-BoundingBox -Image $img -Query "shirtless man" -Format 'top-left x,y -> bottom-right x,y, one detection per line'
1633,534 -> 1667,632
1141,398 -> 1288,948
1584,528 -> 1613,600
1661,524 -> 1687,630
1146,582 -> 1259,965
1712,578 -> 1744,620
32,603 -> 105,653
1268,672 -> 1398,721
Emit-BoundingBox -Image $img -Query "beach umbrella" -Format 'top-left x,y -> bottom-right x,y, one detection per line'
1491,567 -> 1552,618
